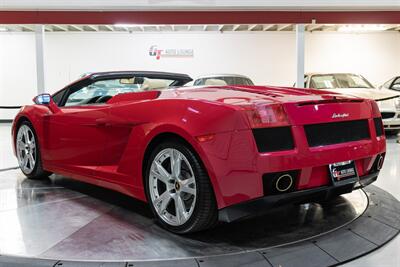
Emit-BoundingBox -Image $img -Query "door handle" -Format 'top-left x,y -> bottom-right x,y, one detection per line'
95,118 -> 110,127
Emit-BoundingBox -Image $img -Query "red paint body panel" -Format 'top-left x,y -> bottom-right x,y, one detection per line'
12,83 -> 386,210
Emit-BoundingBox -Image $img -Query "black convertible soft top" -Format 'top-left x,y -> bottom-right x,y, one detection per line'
87,71 -> 193,86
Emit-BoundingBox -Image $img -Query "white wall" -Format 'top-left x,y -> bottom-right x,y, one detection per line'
44,32 -> 296,92
0,33 -> 37,119
1,30 -> 400,119
305,32 -> 400,86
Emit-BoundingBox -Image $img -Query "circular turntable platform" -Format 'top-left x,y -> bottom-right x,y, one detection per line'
0,168 -> 398,267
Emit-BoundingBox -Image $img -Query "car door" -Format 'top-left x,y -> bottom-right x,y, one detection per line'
42,79 -> 110,176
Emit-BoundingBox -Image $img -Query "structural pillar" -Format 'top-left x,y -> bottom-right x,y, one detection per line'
35,25 -> 45,94
295,24 -> 305,88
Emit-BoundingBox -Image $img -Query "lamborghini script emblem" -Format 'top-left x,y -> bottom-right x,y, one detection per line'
332,113 -> 349,119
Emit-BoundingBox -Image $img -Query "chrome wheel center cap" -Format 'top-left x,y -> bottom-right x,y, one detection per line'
175,181 -> 181,191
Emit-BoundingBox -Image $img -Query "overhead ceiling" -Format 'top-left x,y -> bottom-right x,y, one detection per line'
0,0 -> 400,11
1,24 -> 400,33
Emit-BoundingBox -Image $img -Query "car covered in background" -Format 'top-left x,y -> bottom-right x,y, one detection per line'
12,71 -> 385,234
193,74 -> 254,86
303,73 -> 400,133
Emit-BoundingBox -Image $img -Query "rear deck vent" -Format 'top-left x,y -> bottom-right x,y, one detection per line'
304,120 -> 370,147
252,127 -> 294,153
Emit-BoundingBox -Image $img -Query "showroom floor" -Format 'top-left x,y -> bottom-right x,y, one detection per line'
0,123 -> 399,266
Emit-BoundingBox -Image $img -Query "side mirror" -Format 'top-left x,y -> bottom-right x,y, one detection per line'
33,93 -> 61,113
33,93 -> 52,105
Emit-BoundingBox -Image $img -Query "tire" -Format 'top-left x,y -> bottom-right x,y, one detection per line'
145,139 -> 217,234
15,121 -> 52,179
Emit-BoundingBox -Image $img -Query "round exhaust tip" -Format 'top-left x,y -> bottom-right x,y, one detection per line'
275,174 -> 294,192
376,155 -> 384,171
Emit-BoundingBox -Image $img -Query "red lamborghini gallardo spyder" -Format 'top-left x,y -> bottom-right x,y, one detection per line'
12,71 -> 385,233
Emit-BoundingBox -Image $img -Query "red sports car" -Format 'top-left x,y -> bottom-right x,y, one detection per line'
12,71 -> 385,234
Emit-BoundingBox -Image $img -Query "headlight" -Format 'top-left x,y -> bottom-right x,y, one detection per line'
395,98 -> 400,110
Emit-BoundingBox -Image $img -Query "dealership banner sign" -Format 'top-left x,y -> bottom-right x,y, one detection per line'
149,45 -> 194,60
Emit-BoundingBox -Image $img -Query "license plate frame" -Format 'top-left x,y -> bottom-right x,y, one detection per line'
329,160 -> 358,183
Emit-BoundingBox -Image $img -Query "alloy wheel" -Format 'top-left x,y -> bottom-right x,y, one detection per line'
149,148 -> 197,226
16,125 -> 37,174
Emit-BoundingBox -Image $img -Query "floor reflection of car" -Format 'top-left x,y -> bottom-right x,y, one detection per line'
302,73 -> 400,133
381,76 -> 400,92
193,74 -> 254,86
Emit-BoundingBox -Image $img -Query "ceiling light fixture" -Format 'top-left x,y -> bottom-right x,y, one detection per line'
114,24 -> 140,28
338,24 -> 388,32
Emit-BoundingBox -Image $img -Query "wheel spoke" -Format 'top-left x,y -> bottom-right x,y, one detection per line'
174,194 -> 187,224
154,161 -> 171,181
151,168 -> 169,184
23,127 -> 29,143
29,139 -> 36,150
17,140 -> 25,153
180,177 -> 196,195
170,149 -> 182,178
23,155 -> 29,169
28,154 -> 35,168
154,191 -> 171,213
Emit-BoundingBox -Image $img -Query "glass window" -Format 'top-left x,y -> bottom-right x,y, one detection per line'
391,77 -> 400,91
382,78 -> 395,89
64,77 -> 175,107
52,89 -> 65,106
310,74 -> 373,90
393,77 -> 400,86
195,76 -> 253,86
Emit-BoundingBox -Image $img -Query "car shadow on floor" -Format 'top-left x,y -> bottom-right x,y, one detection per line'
39,173 -> 363,252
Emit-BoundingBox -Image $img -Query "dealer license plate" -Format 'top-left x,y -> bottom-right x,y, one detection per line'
329,160 -> 358,182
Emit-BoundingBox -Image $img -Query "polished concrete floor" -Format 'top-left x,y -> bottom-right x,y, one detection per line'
0,169 -> 368,261
0,123 -> 399,265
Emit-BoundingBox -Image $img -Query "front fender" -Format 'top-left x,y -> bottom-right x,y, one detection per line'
11,105 -> 50,157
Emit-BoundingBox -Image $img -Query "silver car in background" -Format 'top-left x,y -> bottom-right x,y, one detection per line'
303,73 -> 400,133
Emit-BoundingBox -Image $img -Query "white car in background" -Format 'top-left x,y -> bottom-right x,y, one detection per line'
193,74 -> 254,86
303,73 -> 400,133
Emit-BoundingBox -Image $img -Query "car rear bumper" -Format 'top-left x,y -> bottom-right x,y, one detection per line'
218,171 -> 378,223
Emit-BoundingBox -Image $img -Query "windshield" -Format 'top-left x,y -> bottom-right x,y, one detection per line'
65,77 -> 176,106
310,74 -> 374,89
194,76 -> 254,86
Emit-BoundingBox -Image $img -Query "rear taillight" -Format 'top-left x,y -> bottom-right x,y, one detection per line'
244,104 -> 289,128
370,100 -> 384,136
370,100 -> 381,117
374,117 -> 384,137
